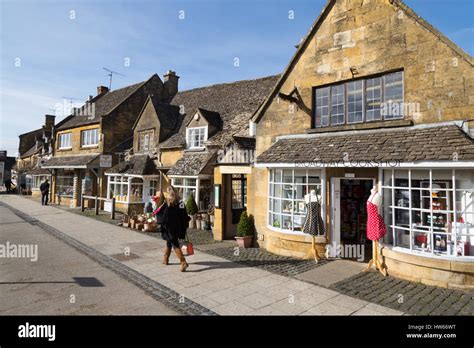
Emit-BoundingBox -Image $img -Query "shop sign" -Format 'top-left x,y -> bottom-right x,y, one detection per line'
100,155 -> 112,168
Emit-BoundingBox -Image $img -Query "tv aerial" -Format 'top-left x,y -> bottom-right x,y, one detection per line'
103,67 -> 126,90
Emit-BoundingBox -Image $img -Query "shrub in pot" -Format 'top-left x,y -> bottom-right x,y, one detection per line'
185,194 -> 198,229
235,211 -> 255,248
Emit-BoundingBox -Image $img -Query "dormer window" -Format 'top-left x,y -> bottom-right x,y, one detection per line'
186,126 -> 207,149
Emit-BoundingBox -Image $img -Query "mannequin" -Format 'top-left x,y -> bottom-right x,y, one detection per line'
303,189 -> 325,263
364,186 -> 387,276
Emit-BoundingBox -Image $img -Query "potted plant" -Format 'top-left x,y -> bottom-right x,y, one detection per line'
235,211 -> 255,248
185,194 -> 198,229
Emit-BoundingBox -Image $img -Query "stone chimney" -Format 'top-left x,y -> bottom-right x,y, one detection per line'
163,70 -> 179,100
97,86 -> 109,95
44,115 -> 55,129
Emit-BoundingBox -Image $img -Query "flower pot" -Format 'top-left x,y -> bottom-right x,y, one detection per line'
188,215 -> 196,229
210,215 -> 215,224
196,220 -> 202,230
235,236 -> 253,248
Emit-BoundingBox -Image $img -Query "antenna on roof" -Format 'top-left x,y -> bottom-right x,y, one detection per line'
61,96 -> 81,113
103,67 -> 126,90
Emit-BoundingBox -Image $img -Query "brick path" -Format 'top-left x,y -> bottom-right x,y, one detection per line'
205,247 -> 332,277
0,195 -> 403,316
331,271 -> 474,316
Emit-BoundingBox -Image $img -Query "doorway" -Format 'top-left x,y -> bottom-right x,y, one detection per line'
332,178 -> 375,249
223,174 -> 247,239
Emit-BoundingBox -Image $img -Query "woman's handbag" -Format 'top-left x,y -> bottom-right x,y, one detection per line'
181,235 -> 194,256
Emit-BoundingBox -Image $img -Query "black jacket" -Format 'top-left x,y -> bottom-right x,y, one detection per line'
155,202 -> 190,241
39,182 -> 50,193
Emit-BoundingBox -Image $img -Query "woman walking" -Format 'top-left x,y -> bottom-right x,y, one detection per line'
154,186 -> 190,272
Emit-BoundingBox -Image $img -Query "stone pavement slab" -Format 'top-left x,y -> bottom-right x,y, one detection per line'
295,259 -> 366,287
1,196 -> 404,316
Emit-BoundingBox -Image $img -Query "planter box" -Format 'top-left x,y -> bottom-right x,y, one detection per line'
235,236 -> 253,248
136,223 -> 144,230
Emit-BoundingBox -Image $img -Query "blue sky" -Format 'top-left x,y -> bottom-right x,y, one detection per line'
1,0 -> 473,156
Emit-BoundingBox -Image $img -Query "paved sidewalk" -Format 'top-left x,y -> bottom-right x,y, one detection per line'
0,195 -> 403,316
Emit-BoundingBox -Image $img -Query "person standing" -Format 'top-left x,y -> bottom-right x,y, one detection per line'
154,186 -> 190,272
39,179 -> 50,206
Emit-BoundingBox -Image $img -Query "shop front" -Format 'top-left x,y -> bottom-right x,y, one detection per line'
41,155 -> 101,207
167,151 -> 216,211
252,123 -> 474,287
105,155 -> 165,214
25,168 -> 52,198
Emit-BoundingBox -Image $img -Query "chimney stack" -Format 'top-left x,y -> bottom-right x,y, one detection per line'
44,114 -> 55,129
97,85 -> 109,95
163,70 -> 179,100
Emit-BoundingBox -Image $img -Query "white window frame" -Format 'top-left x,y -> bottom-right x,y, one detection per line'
267,168 -> 326,235
81,128 -> 99,148
186,127 -> 208,149
381,168 -> 474,260
58,133 -> 72,149
171,176 -> 199,204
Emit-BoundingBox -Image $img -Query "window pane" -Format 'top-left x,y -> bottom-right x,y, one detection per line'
330,84 -> 345,125
383,71 -> 404,120
347,80 -> 363,123
365,77 -> 382,121
315,87 -> 330,127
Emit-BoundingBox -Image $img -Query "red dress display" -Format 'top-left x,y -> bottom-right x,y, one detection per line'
366,201 -> 387,241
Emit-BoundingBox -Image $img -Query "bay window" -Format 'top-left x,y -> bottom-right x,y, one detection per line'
313,70 -> 404,127
268,169 -> 323,233
172,177 -> 197,201
382,169 -> 474,258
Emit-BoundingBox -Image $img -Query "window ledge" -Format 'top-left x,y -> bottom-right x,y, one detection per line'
57,148 -> 72,152
306,119 -> 412,134
81,145 -> 99,149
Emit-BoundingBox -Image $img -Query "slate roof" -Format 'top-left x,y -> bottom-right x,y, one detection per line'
232,136 -> 256,150
167,151 -> 217,176
20,144 -> 41,159
197,108 -> 223,130
159,75 -> 280,149
41,154 -> 99,168
106,155 -> 160,175
57,77 -> 154,130
256,124 -> 474,164
25,167 -> 51,175
149,95 -> 182,130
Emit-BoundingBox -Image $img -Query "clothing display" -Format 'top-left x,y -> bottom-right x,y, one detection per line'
366,200 -> 387,241
302,194 -> 325,236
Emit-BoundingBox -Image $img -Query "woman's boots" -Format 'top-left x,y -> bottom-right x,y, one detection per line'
163,247 -> 172,265
174,248 -> 189,272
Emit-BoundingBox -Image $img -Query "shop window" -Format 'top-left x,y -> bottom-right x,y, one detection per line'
268,169 -> 323,233
148,180 -> 158,197
81,128 -> 99,147
130,178 -> 143,202
58,133 -> 72,149
382,169 -> 474,258
32,175 -> 49,189
172,177 -> 197,201
313,70 -> 404,127
57,170 -> 74,196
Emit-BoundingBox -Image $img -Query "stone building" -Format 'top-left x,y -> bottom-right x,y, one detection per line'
106,74 -> 279,223
41,73 -> 174,207
15,115 -> 56,196
247,0 -> 474,287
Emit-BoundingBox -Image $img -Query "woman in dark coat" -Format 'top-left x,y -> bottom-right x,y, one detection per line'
154,186 -> 190,272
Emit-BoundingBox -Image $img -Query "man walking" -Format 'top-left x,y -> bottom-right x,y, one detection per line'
40,179 -> 50,206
